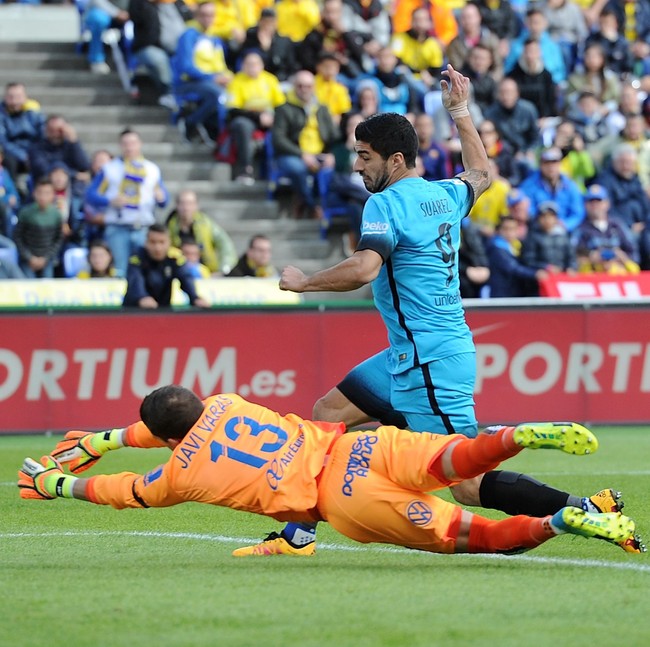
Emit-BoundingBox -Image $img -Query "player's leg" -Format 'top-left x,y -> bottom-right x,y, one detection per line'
320,470 -> 558,555
315,349 -> 408,428
320,433 -> 639,555
365,422 -> 597,495
312,386 -> 374,429
455,508 -> 638,554
451,469 -> 622,516
317,434 -> 640,555
233,350 -> 400,556
321,353 -> 621,523
394,356 -> 625,522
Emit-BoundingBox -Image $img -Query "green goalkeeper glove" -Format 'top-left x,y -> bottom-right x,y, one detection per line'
18,456 -> 76,500
51,429 -> 125,474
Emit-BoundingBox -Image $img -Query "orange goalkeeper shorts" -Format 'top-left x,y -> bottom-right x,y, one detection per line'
317,427 -> 463,553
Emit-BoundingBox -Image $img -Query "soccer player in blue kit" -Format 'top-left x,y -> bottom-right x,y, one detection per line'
235,65 -> 635,556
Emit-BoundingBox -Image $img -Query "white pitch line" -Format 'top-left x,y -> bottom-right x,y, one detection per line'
531,470 -> 650,477
1,529 -> 648,574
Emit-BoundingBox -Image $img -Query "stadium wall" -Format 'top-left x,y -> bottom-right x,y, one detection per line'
1,300 -> 649,432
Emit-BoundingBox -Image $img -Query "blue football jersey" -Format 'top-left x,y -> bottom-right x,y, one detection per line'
357,176 -> 475,374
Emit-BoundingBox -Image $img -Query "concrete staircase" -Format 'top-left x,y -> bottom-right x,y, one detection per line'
0,39 -> 369,297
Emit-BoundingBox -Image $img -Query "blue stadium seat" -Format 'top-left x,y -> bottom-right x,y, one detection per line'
0,246 -> 18,267
63,247 -> 89,278
316,168 -> 351,240
264,132 -> 292,199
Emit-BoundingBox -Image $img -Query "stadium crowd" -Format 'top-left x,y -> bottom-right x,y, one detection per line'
1,0 -> 650,299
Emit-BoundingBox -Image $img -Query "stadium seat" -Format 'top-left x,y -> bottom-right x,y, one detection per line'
0,246 -> 18,267
316,168 -> 352,240
264,133 -> 293,199
63,247 -> 89,278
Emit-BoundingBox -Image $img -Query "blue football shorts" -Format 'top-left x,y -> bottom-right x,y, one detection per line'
338,348 -> 478,437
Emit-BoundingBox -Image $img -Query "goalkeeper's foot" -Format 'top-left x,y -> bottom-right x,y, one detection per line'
513,422 -> 597,455
617,534 -> 647,554
552,507 -> 637,547
580,491 -> 645,553
585,488 -> 623,514
232,532 -> 316,557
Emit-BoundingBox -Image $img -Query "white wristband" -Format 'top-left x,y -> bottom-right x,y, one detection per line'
448,101 -> 470,120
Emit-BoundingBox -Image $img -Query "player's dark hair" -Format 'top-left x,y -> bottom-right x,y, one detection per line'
354,113 -> 418,168
140,385 -> 204,441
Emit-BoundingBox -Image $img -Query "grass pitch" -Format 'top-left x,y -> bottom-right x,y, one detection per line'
2,428 -> 649,647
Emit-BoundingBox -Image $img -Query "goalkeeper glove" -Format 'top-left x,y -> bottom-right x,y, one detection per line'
18,456 -> 76,500
51,429 -> 125,474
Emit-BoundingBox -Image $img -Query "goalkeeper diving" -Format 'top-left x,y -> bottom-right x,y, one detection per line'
19,386 -> 645,556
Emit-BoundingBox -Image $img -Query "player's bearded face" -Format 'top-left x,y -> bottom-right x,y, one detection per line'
363,161 -> 391,194
354,142 -> 392,193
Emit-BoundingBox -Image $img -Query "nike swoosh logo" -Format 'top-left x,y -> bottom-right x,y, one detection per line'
471,323 -> 506,338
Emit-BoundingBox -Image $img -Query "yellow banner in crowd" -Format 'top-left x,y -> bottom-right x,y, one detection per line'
0,279 -> 302,307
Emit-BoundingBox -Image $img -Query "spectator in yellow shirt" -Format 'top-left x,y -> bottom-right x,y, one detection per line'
251,0 -> 274,20
274,0 -> 322,43
272,71 -> 339,219
206,0 -> 257,51
391,7 -> 444,98
314,53 -> 352,127
226,51 -> 286,184
469,159 -> 510,237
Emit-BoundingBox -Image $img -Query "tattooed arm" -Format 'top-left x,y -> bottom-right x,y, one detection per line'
456,166 -> 491,204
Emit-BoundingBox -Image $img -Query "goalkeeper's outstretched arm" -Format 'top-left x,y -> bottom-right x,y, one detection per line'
18,456 -> 182,509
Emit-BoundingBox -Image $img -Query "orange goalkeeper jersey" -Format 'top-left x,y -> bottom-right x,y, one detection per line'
87,394 -> 344,522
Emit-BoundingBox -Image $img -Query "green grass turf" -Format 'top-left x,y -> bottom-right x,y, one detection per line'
2,428 -> 649,647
